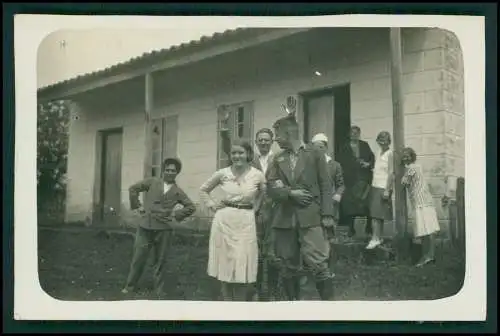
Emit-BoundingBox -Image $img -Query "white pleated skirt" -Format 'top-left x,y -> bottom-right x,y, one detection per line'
411,205 -> 441,238
207,207 -> 258,284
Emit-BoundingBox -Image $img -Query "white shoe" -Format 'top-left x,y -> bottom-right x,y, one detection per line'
366,239 -> 382,250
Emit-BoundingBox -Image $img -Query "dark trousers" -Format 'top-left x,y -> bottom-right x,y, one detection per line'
249,229 -> 281,301
342,215 -> 373,235
274,226 -> 335,301
125,226 -> 172,295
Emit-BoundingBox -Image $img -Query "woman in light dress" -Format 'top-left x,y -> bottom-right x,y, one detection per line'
401,147 -> 441,267
199,139 -> 266,301
366,131 -> 394,250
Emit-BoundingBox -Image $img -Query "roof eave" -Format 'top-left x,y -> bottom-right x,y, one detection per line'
37,27 -> 314,103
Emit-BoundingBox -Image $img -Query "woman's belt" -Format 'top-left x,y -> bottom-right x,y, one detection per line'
223,201 -> 254,210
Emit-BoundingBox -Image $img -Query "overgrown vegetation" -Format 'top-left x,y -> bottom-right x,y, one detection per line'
37,100 -> 70,225
38,229 -> 465,301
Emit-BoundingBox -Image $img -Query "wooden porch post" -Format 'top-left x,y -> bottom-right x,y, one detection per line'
389,28 -> 410,262
143,73 -> 153,178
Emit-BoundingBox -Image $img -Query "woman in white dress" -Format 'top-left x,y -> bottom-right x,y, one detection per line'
401,147 -> 441,267
366,131 -> 394,250
199,139 -> 266,301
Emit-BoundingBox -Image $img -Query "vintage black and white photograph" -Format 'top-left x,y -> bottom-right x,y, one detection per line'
15,14 -> 486,321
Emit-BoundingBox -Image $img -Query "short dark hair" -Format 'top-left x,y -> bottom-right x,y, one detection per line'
272,114 -> 299,130
376,131 -> 392,145
162,157 -> 182,173
351,125 -> 361,132
255,128 -> 274,139
231,138 -> 254,162
402,147 -> 417,164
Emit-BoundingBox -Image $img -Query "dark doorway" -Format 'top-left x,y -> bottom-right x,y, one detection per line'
302,84 -> 351,159
99,128 -> 123,226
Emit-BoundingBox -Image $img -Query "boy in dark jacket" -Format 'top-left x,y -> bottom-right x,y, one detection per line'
122,157 -> 196,297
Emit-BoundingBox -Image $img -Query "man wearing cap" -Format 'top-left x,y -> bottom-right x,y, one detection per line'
266,114 -> 336,301
122,157 -> 196,297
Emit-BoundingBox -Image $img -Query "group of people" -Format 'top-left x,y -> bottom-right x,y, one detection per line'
120,112 -> 441,301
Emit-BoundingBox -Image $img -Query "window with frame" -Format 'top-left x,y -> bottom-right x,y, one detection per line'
150,115 -> 179,177
217,101 -> 254,169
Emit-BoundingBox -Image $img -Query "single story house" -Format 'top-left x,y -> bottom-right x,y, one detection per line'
38,27 -> 465,236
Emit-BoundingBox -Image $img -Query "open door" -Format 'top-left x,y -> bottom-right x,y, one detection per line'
304,91 -> 335,155
100,129 -> 123,226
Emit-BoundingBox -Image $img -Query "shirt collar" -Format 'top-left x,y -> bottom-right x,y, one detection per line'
325,154 -> 332,162
287,142 -> 306,154
258,150 -> 273,160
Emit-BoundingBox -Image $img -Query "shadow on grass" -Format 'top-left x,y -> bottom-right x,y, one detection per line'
38,228 -> 465,302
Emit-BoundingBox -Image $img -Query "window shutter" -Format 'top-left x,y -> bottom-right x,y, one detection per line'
150,118 -> 163,177
241,102 -> 254,142
163,115 -> 178,160
217,105 -> 234,169
217,102 -> 254,169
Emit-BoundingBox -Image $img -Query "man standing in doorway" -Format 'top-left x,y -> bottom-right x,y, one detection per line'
122,158 -> 196,297
266,113 -> 336,301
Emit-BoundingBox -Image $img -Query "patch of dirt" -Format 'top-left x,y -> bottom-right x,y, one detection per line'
38,228 -> 465,301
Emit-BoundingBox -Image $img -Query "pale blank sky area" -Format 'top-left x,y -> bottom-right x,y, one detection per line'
36,27 -> 239,89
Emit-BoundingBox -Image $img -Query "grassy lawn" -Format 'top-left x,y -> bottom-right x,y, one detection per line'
38,228 -> 465,301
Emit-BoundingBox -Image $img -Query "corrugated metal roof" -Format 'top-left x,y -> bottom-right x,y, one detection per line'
38,27 -> 253,92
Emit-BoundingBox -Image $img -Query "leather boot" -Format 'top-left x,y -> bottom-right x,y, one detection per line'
315,277 -> 335,301
293,276 -> 302,300
283,277 -> 299,301
267,265 -> 281,301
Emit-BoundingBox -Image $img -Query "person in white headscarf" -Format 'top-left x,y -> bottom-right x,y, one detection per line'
311,133 -> 345,273
311,133 -> 346,218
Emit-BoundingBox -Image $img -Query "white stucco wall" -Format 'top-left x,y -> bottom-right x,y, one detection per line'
65,28 -> 464,235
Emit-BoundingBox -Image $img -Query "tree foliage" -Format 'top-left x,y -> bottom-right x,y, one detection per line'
37,100 -> 70,213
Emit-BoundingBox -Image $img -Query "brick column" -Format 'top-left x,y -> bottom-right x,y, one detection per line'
443,31 -> 466,183
401,28 -> 464,236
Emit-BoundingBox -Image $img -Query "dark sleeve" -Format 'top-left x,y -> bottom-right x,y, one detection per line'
129,178 -> 153,210
334,163 -> 345,196
364,141 -> 376,169
266,155 -> 292,202
175,188 -> 196,221
315,150 -> 334,217
220,129 -> 231,158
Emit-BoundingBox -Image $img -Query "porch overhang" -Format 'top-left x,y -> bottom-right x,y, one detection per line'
37,27 -> 314,103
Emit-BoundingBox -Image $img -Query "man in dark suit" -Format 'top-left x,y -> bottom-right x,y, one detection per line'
251,128 -> 282,301
311,133 -> 345,230
311,133 -> 346,273
121,157 -> 196,297
266,114 -> 336,301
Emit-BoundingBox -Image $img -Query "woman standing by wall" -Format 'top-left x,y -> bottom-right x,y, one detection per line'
401,147 -> 441,267
199,139 -> 266,301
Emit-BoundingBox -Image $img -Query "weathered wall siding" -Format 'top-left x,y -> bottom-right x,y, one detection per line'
443,30 -> 465,179
64,99 -> 145,223
65,101 -> 95,223
65,28 -> 465,236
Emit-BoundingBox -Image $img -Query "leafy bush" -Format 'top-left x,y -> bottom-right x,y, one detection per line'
37,100 -> 70,224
